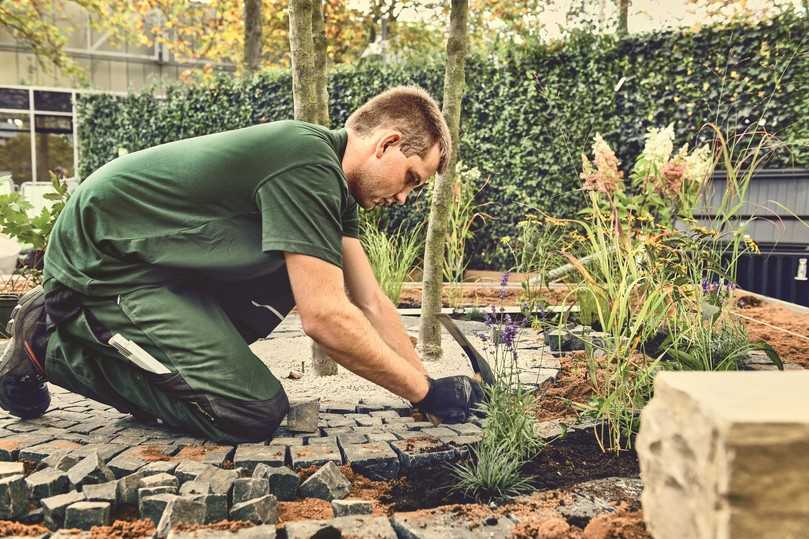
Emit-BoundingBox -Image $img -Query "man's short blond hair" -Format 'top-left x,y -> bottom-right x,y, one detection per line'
346,86 -> 451,175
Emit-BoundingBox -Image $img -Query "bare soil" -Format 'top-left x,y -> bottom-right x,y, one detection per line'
536,353 -> 594,422
734,296 -> 809,368
0,521 -> 49,536
398,283 -> 574,309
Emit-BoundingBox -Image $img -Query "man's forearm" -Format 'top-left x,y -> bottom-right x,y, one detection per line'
359,292 -> 427,376
307,298 -> 429,402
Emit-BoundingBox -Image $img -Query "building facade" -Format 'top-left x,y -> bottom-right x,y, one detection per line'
0,2 -> 227,187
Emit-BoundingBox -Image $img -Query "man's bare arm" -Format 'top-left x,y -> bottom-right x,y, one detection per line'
285,251 -> 429,403
341,237 -> 426,376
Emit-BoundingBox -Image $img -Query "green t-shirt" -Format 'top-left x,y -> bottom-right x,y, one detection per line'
44,120 -> 359,296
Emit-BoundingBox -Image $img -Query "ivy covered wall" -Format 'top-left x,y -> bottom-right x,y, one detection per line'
77,14 -> 809,268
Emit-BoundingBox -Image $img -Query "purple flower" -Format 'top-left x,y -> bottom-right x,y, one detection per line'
498,272 -> 511,299
501,314 -> 518,349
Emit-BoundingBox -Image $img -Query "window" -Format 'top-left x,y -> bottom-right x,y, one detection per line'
33,91 -> 72,113
34,115 -> 74,181
0,89 -> 29,110
0,112 -> 32,185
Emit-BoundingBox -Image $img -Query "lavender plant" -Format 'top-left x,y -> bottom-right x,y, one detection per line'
450,274 -> 543,499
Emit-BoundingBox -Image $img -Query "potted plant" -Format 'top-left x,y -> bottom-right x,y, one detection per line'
0,173 -> 71,334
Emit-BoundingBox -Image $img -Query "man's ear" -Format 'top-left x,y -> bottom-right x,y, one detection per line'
376,131 -> 401,158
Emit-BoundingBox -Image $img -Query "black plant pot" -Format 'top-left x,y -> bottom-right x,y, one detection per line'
0,293 -> 21,338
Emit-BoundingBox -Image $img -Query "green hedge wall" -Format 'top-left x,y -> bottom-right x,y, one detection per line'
77,14 -> 809,269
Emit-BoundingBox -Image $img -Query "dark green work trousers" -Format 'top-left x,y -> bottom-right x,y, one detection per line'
42,269 -> 295,444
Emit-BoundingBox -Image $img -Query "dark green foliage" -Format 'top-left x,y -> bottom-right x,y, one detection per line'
77,14 -> 809,268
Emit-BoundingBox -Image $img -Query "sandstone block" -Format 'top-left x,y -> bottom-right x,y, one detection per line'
637,371 -> 809,539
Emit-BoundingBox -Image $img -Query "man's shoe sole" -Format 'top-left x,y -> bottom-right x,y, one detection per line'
0,286 -> 50,418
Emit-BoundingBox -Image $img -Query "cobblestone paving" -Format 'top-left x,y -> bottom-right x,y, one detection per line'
0,318 -> 567,537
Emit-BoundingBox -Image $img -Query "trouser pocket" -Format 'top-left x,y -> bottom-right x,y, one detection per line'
148,370 -> 289,441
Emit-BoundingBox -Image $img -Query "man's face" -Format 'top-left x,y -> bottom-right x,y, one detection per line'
349,132 -> 441,210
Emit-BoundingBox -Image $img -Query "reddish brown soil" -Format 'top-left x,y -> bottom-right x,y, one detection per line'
88,519 -> 156,538
734,297 -> 809,368
536,353 -> 594,421
174,520 -> 254,533
173,445 -> 209,460
398,283 -> 574,309
0,521 -> 49,537
277,498 -> 333,524
583,508 -> 649,539
135,445 -> 173,462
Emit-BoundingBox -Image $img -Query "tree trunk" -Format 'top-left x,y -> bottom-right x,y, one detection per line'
290,0 -> 335,374
288,0 -> 319,123
417,0 -> 468,361
617,0 -> 629,36
311,0 -> 330,126
243,0 -> 263,74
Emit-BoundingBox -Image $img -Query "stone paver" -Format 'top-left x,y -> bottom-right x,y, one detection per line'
63,501 -> 111,530
391,508 -> 516,538
341,442 -> 400,480
253,464 -> 299,501
285,515 -> 397,539
232,478 -> 269,505
0,474 -> 28,519
638,371 -> 809,539
24,467 -> 69,499
289,442 -> 342,469
41,490 -> 85,529
156,496 -> 207,538
299,462 -> 350,501
233,445 -> 287,473
390,437 -> 461,470
332,498 -> 373,517
168,525 -> 277,538
0,461 -> 26,478
229,494 -> 278,524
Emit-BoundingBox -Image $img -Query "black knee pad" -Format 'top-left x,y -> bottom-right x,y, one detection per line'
207,389 -> 290,443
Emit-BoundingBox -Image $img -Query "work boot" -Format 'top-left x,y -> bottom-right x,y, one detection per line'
0,286 -> 50,419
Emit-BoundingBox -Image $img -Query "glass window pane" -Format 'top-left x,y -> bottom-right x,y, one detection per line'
0,112 -> 32,185
34,114 -> 74,181
0,89 -> 30,110
33,91 -> 72,113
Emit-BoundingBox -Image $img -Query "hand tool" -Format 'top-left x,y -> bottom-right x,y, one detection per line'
437,314 -> 496,386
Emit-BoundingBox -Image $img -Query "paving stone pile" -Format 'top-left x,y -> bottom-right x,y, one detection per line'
0,381 -> 508,536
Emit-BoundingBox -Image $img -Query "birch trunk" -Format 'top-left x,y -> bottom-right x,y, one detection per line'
288,0 -> 318,123
243,0 -> 262,74
417,0 -> 468,361
311,0 -> 330,126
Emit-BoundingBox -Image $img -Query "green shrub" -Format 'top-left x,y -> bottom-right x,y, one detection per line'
76,13 -> 809,269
